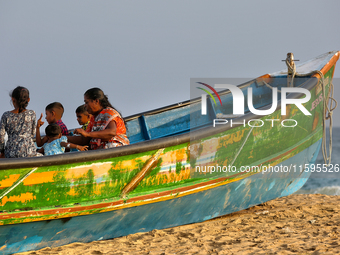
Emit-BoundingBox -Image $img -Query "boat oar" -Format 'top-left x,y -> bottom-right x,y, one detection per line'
120,148 -> 164,198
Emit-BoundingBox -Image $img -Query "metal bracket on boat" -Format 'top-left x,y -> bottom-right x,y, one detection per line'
260,53 -> 301,91
120,148 -> 164,198
282,53 -> 299,87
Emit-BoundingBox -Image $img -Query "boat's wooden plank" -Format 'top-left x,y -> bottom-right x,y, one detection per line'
139,115 -> 151,140
125,118 -> 145,144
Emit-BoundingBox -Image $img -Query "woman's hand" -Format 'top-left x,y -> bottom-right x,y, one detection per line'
74,128 -> 89,137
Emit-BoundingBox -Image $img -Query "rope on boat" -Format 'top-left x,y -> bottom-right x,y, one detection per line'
286,53 -> 296,87
230,126 -> 254,167
0,167 -> 38,201
263,81 -> 281,92
314,70 -> 337,166
262,67 -> 337,166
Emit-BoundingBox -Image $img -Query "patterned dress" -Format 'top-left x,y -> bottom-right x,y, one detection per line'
0,110 -> 39,158
43,136 -> 68,156
86,107 -> 129,150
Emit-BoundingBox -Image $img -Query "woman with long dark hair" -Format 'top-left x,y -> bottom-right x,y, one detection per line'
68,88 -> 129,150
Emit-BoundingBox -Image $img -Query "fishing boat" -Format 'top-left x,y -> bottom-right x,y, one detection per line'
0,51 -> 339,254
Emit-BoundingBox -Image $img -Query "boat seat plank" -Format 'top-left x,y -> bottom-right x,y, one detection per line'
125,118 -> 145,144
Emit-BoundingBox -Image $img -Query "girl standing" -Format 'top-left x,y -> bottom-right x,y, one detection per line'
0,86 -> 40,158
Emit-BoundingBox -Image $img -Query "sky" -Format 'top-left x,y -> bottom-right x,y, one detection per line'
1,0 -> 340,130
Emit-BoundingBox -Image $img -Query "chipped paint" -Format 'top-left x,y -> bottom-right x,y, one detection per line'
268,181 -> 276,191
218,130 -> 246,148
0,192 -> 36,206
23,172 -> 56,186
0,174 -> 20,188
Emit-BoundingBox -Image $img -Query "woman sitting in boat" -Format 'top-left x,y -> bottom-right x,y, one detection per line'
68,87 -> 129,150
0,86 -> 41,158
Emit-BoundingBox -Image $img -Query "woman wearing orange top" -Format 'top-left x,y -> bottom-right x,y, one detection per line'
68,88 -> 129,150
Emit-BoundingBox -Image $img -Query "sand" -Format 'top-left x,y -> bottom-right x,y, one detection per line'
18,194 -> 340,255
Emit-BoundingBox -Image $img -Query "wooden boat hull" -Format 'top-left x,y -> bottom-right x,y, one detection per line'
0,51 -> 338,254
0,140 -> 320,254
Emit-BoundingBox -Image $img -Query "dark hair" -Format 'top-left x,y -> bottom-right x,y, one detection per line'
10,86 -> 30,113
84,88 -> 113,109
46,102 -> 64,116
45,124 -> 61,137
84,87 -> 126,128
76,104 -> 89,115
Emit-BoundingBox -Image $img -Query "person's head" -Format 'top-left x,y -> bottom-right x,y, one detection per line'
75,104 -> 91,125
45,102 -> 64,124
84,88 -> 113,115
10,86 -> 30,113
45,124 -> 62,140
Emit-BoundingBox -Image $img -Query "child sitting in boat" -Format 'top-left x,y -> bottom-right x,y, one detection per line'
76,104 -> 92,131
36,102 -> 69,147
38,124 -> 88,155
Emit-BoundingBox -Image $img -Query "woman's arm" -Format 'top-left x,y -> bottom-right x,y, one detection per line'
74,120 -> 117,141
66,134 -> 91,146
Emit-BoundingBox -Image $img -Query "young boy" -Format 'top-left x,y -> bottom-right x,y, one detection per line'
37,124 -> 88,155
36,102 -> 69,147
76,105 -> 92,131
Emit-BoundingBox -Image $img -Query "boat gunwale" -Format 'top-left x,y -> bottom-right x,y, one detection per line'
0,51 -> 338,170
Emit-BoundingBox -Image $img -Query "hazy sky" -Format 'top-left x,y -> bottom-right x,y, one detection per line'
1,0 -> 340,129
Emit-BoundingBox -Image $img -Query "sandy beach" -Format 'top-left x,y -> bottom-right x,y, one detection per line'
18,194 -> 340,255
